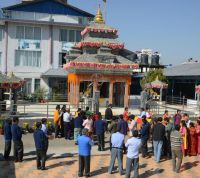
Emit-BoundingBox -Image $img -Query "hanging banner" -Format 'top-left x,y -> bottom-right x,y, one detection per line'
18,39 -> 41,50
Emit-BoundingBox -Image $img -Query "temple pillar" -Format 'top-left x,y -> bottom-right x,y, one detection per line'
109,81 -> 114,105
75,80 -> 80,108
124,83 -> 129,107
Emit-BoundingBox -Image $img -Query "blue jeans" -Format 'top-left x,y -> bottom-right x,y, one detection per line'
153,140 -> 163,163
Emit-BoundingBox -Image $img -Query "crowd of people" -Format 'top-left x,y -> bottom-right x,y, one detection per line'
2,105 -> 200,178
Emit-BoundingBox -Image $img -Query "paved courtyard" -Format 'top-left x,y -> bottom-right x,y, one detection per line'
0,134 -> 199,178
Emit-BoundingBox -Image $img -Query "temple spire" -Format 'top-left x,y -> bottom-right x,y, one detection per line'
95,5 -> 104,24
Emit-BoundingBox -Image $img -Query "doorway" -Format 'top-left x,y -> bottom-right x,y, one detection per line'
113,82 -> 125,107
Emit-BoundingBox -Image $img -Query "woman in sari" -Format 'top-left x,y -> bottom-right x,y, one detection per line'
196,119 -> 200,156
188,122 -> 197,156
180,120 -> 188,156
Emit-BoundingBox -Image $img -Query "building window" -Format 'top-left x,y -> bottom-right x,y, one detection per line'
15,50 -> 41,67
69,30 -> 75,42
16,26 -> 41,40
76,30 -> 81,42
0,26 -> 3,41
24,78 -> 32,95
0,52 -> 1,66
60,29 -> 68,42
34,79 -> 40,91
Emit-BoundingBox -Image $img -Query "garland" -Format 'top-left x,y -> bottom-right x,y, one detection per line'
75,41 -> 124,49
64,62 -> 138,70
81,27 -> 118,36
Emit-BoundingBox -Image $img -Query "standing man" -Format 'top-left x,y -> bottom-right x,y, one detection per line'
183,113 -> 191,128
174,110 -> 181,126
33,122 -> 47,170
94,113 -> 106,151
63,109 -> 72,140
105,104 -> 113,121
54,105 -> 60,138
108,129 -> 125,175
170,125 -> 183,173
77,128 -> 93,177
152,117 -> 165,163
4,118 -> 12,160
108,116 -> 118,150
74,112 -> 83,145
140,116 -> 150,158
11,117 -> 23,162
125,130 -> 141,178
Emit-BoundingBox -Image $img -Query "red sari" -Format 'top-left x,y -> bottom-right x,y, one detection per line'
188,127 -> 197,156
197,125 -> 200,154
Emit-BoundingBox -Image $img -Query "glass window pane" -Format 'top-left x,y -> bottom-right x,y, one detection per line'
0,27 -> 2,41
16,26 -> 24,39
34,27 -> 41,40
0,52 -> 1,66
34,79 -> 40,91
25,26 -> 33,39
69,30 -> 75,42
60,29 -> 68,42
76,30 -> 81,42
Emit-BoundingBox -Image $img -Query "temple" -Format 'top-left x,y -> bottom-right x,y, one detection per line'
64,7 -> 138,107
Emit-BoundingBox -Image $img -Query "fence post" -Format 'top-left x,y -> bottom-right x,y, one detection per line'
23,104 -> 26,119
47,102 -> 49,119
182,96 -> 185,112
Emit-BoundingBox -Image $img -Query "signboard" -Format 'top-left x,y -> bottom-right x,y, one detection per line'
18,39 -> 41,50
62,42 -> 75,51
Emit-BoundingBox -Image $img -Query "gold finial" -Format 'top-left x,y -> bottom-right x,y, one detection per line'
95,5 -> 104,24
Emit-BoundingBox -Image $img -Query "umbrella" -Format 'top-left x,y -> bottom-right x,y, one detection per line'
145,77 -> 168,89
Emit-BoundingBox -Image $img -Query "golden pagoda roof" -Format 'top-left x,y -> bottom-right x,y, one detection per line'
95,5 -> 104,24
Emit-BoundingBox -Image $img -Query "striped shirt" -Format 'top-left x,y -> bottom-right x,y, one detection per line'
170,130 -> 183,150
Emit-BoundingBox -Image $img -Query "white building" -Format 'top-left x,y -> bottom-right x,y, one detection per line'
0,0 -> 94,99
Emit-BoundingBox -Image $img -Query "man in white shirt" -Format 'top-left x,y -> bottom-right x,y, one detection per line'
108,129 -> 125,175
125,130 -> 141,178
63,109 -> 72,140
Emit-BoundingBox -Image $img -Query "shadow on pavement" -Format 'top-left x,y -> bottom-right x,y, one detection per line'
140,168 -> 164,178
47,160 -> 77,169
181,161 -> 199,172
0,154 -> 16,178
91,166 -> 109,176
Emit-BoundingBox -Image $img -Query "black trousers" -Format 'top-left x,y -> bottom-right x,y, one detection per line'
13,140 -> 23,161
78,155 -> 90,176
141,138 -> 148,157
36,149 -> 46,169
4,140 -> 12,159
97,133 -> 105,150
64,122 -> 71,140
54,124 -> 60,138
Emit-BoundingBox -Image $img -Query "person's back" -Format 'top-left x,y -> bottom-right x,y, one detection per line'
105,107 -> 113,120
170,129 -> 182,150
11,123 -> 22,141
108,120 -> 118,134
153,122 -> 165,141
74,116 -> 83,129
78,135 -> 92,156
33,129 -> 46,150
95,119 -> 105,135
4,121 -> 12,141
111,132 -> 124,148
140,122 -> 150,139
126,137 -> 141,159
118,119 -> 128,135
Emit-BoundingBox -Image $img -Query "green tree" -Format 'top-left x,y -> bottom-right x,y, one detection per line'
140,69 -> 167,89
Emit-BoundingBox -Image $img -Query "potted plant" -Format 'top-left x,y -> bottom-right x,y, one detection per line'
0,120 -> 4,135
33,87 -> 47,103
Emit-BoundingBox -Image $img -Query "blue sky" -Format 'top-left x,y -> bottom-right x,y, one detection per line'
1,0 -> 200,65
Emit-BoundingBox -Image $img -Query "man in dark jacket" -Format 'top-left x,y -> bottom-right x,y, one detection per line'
105,104 -> 113,121
33,122 -> 47,170
4,118 -> 12,159
11,117 -> 23,162
140,116 -> 150,157
74,112 -> 83,145
152,117 -> 165,163
94,113 -> 106,151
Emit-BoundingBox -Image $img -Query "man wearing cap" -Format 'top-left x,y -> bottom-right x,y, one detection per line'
77,128 -> 93,177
